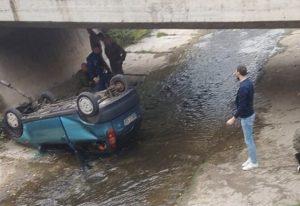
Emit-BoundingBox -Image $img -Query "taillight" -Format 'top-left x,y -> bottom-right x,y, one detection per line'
106,128 -> 117,150
98,143 -> 107,151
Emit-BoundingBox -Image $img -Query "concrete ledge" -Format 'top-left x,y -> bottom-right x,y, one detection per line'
1,0 -> 300,28
2,21 -> 300,29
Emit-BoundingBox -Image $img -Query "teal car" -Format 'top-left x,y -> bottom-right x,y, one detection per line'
2,75 -> 142,155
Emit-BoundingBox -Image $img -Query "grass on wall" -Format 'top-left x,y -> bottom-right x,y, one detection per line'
107,29 -> 151,47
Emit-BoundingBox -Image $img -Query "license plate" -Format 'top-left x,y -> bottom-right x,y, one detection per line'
124,113 -> 137,126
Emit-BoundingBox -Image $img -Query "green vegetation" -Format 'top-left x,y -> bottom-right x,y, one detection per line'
156,32 -> 168,38
107,29 -> 151,47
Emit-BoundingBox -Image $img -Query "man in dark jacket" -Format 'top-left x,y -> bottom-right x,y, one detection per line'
87,28 -> 101,50
86,45 -> 110,91
98,33 -> 126,75
226,65 -> 258,171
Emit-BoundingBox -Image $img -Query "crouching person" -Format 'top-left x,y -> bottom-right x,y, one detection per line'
74,63 -> 95,94
86,45 -> 111,91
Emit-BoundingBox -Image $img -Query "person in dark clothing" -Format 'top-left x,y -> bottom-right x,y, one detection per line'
98,33 -> 126,75
226,65 -> 258,171
86,45 -> 110,91
87,28 -> 101,50
74,63 -> 94,93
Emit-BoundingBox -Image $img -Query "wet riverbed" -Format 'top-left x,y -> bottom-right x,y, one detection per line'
1,29 -> 286,206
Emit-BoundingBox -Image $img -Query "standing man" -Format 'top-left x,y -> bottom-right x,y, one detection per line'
86,45 -> 110,91
87,28 -> 101,50
98,33 -> 127,75
226,65 -> 258,171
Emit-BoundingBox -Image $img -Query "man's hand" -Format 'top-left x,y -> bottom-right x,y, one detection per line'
104,69 -> 111,74
93,77 -> 100,83
297,92 -> 300,96
226,116 -> 236,126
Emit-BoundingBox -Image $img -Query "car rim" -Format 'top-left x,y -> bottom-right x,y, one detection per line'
78,97 -> 94,115
6,113 -> 19,128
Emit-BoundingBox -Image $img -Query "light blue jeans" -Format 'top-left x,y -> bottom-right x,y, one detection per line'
241,113 -> 257,164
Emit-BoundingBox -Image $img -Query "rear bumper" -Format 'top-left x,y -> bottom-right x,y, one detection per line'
116,117 -> 142,146
78,115 -> 142,153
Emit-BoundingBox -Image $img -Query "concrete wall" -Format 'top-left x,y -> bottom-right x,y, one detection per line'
1,0 -> 300,28
0,28 -> 91,110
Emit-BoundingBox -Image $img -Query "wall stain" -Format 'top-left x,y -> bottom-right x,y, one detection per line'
9,0 -> 19,21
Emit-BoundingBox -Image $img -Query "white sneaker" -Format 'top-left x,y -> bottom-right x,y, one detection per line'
242,158 -> 251,167
242,162 -> 258,171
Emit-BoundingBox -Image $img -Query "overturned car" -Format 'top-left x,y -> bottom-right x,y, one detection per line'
2,75 -> 142,155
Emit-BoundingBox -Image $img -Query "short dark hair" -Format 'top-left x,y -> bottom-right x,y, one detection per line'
236,65 -> 248,76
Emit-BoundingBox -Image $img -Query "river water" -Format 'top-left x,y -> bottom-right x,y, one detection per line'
2,29 -> 285,206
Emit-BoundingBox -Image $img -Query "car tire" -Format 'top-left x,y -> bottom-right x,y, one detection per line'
2,108 -> 23,139
39,91 -> 56,104
77,92 -> 99,117
110,74 -> 129,93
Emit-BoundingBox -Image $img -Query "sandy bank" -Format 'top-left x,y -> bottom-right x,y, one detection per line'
124,29 -> 201,76
178,30 -> 300,206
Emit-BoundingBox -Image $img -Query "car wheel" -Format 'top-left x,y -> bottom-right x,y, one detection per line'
109,74 -> 129,93
39,91 -> 56,104
3,108 -> 23,139
77,92 -> 99,117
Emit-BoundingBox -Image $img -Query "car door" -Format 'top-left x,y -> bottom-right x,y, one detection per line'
24,117 -> 67,145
